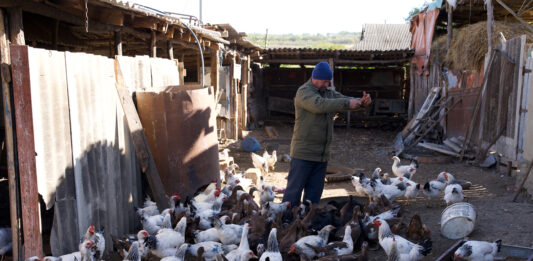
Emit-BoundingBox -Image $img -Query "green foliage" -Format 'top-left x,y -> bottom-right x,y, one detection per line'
247,32 -> 361,49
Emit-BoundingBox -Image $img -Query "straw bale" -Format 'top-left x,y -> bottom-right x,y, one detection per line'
430,21 -> 533,70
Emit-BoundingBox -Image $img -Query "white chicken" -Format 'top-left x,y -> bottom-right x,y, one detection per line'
259,181 -> 275,207
219,148 -> 230,161
0,227 -> 12,259
363,205 -> 401,226
259,228 -> 282,261
135,230 -> 151,258
194,184 -> 220,203
306,225 -> 354,256
225,224 -> 257,261
374,179 -> 407,201
43,251 -> 82,261
251,152 -> 268,175
214,216 -> 244,245
194,216 -> 229,243
261,201 -> 290,220
391,156 -> 418,179
82,224 -> 105,260
444,184 -> 464,206
263,150 -> 277,171
79,239 -> 97,261
188,241 -> 226,261
422,173 -> 447,207
454,239 -> 502,261
151,216 -> 187,258
403,180 -> 421,205
136,196 -> 159,217
122,241 -> 141,261
160,243 -> 188,261
142,212 -> 170,235
373,218 -> 432,260
288,225 -> 335,260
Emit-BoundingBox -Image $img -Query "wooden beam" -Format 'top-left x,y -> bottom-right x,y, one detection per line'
114,30 -> 122,56
8,7 -> 25,45
113,60 -> 168,209
10,45 -> 42,259
150,30 -> 156,57
0,9 -> 22,261
446,3 -> 453,51
487,0 -> 494,53
495,0 -> 533,33
261,58 -> 411,65
53,19 -> 60,50
167,40 -> 173,60
211,50 -> 219,101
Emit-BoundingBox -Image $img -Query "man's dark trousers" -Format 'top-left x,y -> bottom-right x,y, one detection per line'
282,158 -> 327,207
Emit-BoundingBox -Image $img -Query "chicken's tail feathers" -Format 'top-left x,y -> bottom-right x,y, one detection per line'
495,239 -> 502,252
410,159 -> 419,169
419,238 -> 432,256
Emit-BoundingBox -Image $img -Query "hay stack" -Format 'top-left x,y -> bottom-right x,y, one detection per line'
430,21 -> 533,70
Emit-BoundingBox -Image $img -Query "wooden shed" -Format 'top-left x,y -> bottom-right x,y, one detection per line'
251,24 -> 414,129
0,0 -> 260,259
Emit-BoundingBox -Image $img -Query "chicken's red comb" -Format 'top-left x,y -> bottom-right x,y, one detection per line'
172,192 -> 180,197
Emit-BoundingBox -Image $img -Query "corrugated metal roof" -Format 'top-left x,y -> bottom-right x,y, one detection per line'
261,47 -> 413,64
353,24 -> 412,51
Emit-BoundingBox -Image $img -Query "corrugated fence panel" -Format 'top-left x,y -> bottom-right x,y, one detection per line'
65,51 -> 140,254
116,55 -> 151,93
27,47 -> 79,256
149,57 -> 180,87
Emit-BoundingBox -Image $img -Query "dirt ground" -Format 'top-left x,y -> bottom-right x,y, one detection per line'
223,121 -> 533,260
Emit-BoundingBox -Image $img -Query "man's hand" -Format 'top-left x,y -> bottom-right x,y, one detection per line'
360,91 -> 372,107
348,98 -> 362,109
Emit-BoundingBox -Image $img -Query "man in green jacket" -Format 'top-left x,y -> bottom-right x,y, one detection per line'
282,61 -> 372,206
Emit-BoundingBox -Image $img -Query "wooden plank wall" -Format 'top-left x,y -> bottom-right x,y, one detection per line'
475,36 -> 525,161
411,63 -> 442,115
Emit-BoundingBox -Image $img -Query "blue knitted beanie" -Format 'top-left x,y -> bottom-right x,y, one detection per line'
312,62 -> 333,80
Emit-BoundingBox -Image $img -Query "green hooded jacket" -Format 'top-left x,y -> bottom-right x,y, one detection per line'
290,79 -> 353,162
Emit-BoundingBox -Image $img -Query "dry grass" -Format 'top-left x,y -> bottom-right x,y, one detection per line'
430,21 -> 533,70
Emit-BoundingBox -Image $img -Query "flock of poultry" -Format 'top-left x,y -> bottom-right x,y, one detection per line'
10,151 -> 502,261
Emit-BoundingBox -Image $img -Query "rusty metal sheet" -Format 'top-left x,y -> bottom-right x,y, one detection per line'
446,87 -> 481,138
136,86 -> 219,197
410,9 -> 439,75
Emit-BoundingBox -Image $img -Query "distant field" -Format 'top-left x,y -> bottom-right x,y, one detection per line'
247,31 -> 362,49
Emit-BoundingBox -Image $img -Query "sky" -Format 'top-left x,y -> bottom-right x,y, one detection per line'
131,0 -> 428,35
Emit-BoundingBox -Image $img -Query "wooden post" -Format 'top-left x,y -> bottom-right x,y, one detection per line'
487,0 -> 494,53
167,40 -> 173,60
114,60 -> 168,209
446,3 -> 453,51
0,9 -> 22,261
328,58 -> 335,89
114,30 -> 122,56
150,30 -> 156,57
10,45 -> 43,259
8,7 -> 25,45
211,50 -> 219,101
53,19 -> 59,50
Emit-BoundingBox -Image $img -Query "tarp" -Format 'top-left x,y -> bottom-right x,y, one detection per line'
410,9 -> 440,75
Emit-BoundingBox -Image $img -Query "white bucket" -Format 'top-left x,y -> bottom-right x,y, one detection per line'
440,202 -> 476,239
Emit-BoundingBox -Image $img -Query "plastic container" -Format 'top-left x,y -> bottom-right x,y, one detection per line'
440,202 -> 477,239
241,137 -> 260,152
